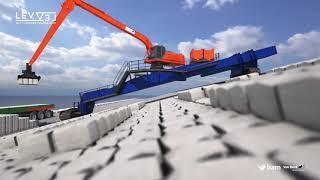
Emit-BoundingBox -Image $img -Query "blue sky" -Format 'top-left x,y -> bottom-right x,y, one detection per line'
0,0 -> 319,96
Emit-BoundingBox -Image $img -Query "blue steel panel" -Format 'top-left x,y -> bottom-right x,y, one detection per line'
79,46 -> 277,114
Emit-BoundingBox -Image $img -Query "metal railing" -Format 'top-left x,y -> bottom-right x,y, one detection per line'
113,61 -> 130,86
128,60 -> 150,71
79,59 -> 150,96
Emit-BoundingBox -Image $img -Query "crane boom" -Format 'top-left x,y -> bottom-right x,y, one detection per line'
76,0 -> 153,56
18,0 -> 185,85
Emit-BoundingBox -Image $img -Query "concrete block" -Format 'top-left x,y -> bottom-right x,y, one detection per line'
138,102 -> 146,109
92,156 -> 162,180
164,126 -> 219,149
223,122 -> 319,156
202,84 -> 218,97
167,140 -> 228,167
18,131 -> 53,160
56,148 -> 115,180
114,110 -> 123,125
24,117 -> 29,130
0,135 -> 16,149
108,112 -> 118,130
0,115 -> 6,136
117,139 -> 160,161
127,106 -> 132,117
122,108 -> 129,120
246,73 -> 286,121
5,115 -> 13,134
178,88 -> 205,102
53,120 -> 100,152
247,67 -> 320,124
177,90 -> 189,101
19,117 -> 29,131
29,120 -> 37,129
129,103 -> 140,112
216,83 -> 235,110
12,115 -> 19,133
229,80 -> 255,114
276,69 -> 320,131
208,86 -> 219,107
99,113 -> 114,132
95,130 -> 130,148
95,115 -> 109,136
199,112 -> 267,133
21,150 -> 82,180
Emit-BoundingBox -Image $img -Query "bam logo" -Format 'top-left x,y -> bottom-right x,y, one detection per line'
16,9 -> 57,25
257,164 -> 281,171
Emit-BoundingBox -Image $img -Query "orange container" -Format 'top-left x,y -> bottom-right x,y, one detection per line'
190,48 -> 215,63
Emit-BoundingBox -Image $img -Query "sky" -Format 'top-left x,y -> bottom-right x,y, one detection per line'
0,0 -> 319,96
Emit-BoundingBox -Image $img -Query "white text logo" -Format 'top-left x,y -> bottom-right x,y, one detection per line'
16,9 -> 57,25
257,164 -> 281,171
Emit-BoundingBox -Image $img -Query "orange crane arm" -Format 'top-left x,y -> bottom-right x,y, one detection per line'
28,0 -> 153,65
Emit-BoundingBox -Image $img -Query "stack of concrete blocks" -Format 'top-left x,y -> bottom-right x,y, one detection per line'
267,58 -> 320,74
0,115 -> 18,136
0,104 -> 141,161
0,115 -> 38,137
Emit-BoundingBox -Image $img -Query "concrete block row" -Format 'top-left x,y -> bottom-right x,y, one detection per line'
267,57 -> 320,74
206,65 -> 320,131
17,106 -> 133,160
178,73 -> 259,105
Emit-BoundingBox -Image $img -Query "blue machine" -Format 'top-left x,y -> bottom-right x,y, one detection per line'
60,46 -> 277,119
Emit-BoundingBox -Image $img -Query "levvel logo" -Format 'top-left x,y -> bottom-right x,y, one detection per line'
16,9 -> 57,25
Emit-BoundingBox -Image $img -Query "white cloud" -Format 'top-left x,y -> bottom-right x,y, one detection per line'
61,20 -> 97,37
0,0 -> 25,9
0,0 -> 25,21
178,27 -> 320,73
1,14 -> 12,21
278,31 -> 320,59
183,0 -> 202,9
183,0 -> 237,10
178,26 -> 264,59
204,0 -> 237,10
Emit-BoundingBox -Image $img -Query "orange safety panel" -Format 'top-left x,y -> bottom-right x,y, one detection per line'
204,49 -> 215,61
190,48 -> 215,62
